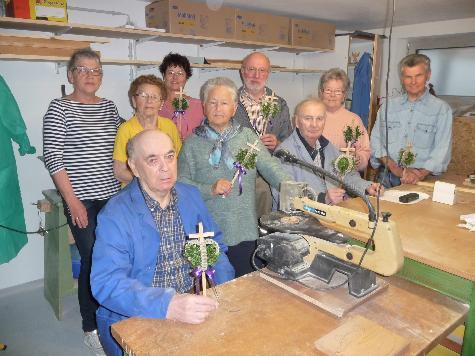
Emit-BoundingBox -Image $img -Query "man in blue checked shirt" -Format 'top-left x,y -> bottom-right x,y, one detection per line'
370,53 -> 452,188
91,129 -> 234,356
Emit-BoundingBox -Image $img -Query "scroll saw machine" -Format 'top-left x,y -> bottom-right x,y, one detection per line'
256,194 -> 405,298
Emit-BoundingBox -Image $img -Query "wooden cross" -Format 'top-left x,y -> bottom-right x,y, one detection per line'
265,91 -> 278,106
188,222 -> 214,296
246,139 -> 261,156
175,86 -> 186,100
340,141 -> 355,156
230,139 -> 261,186
175,86 -> 186,110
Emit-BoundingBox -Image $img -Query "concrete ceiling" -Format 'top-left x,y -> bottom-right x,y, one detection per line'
197,0 -> 475,31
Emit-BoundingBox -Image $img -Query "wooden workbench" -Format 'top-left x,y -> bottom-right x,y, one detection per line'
111,273 -> 467,355
339,181 -> 475,355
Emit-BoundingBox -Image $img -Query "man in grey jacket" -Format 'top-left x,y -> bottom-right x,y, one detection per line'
277,97 -> 381,204
234,52 -> 292,217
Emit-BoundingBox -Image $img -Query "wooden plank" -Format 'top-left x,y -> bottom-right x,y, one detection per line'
340,184 -> 475,281
259,271 -> 388,318
110,274 -> 468,355
315,315 -> 409,355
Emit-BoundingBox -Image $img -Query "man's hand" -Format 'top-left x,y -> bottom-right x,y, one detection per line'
166,294 -> 218,324
260,134 -> 278,151
67,197 -> 88,228
211,179 -> 232,196
401,168 -> 429,185
366,182 -> 384,197
325,188 -> 346,205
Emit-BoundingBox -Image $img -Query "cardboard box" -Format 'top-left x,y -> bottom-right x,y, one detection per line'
235,9 -> 289,45
6,0 -> 31,19
29,0 -> 68,22
290,18 -> 335,50
145,0 -> 235,39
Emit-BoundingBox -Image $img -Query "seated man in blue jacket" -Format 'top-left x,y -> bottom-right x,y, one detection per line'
91,129 -> 235,356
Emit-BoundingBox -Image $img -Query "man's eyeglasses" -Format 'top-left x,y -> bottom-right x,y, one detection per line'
322,88 -> 344,96
73,66 -> 103,76
134,92 -> 163,102
165,70 -> 186,78
243,67 -> 269,76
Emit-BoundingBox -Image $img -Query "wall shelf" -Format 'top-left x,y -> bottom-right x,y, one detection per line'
0,17 -> 331,52
0,17 -> 328,74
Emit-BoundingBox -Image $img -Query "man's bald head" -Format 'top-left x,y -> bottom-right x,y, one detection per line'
242,52 -> 270,68
127,130 -> 177,201
127,129 -> 174,162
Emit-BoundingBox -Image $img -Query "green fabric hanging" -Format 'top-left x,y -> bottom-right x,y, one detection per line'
0,75 -> 36,265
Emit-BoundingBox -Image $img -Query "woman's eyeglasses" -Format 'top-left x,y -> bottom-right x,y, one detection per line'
73,66 -> 103,76
134,92 -> 163,102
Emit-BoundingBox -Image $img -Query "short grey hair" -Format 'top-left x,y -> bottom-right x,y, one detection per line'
200,77 -> 238,104
318,68 -> 350,94
399,53 -> 431,77
293,96 -> 326,127
67,48 -> 101,73
126,134 -> 138,161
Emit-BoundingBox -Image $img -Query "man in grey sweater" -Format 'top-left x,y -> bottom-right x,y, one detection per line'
234,52 -> 292,217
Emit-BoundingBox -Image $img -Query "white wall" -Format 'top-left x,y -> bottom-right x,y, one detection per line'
0,0 -> 322,290
370,17 -> 475,101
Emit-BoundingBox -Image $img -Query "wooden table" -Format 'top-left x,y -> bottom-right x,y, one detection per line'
112,273 -> 467,355
339,182 -> 475,355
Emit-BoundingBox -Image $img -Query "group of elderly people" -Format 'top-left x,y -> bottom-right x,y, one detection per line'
42,48 -> 452,355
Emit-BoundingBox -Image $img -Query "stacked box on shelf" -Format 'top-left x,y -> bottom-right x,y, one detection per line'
235,9 -> 289,45
6,0 -> 31,19
145,0 -> 235,39
29,0 -> 68,22
290,18 -> 336,50
6,0 -> 67,22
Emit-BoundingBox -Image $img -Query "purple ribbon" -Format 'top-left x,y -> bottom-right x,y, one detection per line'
192,267 -> 216,295
172,110 -> 187,139
233,161 -> 247,195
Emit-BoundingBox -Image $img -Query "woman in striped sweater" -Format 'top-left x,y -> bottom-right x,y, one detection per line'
43,48 -> 120,356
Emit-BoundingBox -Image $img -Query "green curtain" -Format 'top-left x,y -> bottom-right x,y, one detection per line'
0,75 -> 36,265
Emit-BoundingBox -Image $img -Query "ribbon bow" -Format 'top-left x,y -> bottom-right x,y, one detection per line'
192,267 -> 216,295
233,161 -> 247,195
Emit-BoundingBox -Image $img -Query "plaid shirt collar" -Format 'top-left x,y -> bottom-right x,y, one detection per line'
139,181 -> 178,213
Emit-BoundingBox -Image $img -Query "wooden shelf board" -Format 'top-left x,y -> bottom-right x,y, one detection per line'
0,17 -> 332,53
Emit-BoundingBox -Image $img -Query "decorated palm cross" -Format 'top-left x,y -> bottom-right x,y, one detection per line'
398,143 -> 416,171
172,86 -> 189,139
230,139 -> 260,195
260,91 -> 280,136
184,222 -> 219,296
334,123 -> 363,179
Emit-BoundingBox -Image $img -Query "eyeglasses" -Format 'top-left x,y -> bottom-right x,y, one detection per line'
243,67 -> 269,76
165,70 -> 186,78
322,88 -> 344,96
134,92 -> 163,102
73,66 -> 103,76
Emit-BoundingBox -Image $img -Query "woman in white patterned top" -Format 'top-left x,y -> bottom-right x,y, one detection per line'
43,48 -> 120,356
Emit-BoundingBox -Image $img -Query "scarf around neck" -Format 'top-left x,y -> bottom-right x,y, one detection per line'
194,118 -> 242,169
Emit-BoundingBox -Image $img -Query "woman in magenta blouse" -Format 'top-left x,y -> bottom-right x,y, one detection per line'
159,53 -> 204,140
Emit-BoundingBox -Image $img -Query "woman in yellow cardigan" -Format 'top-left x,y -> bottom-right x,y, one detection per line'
113,75 -> 181,185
